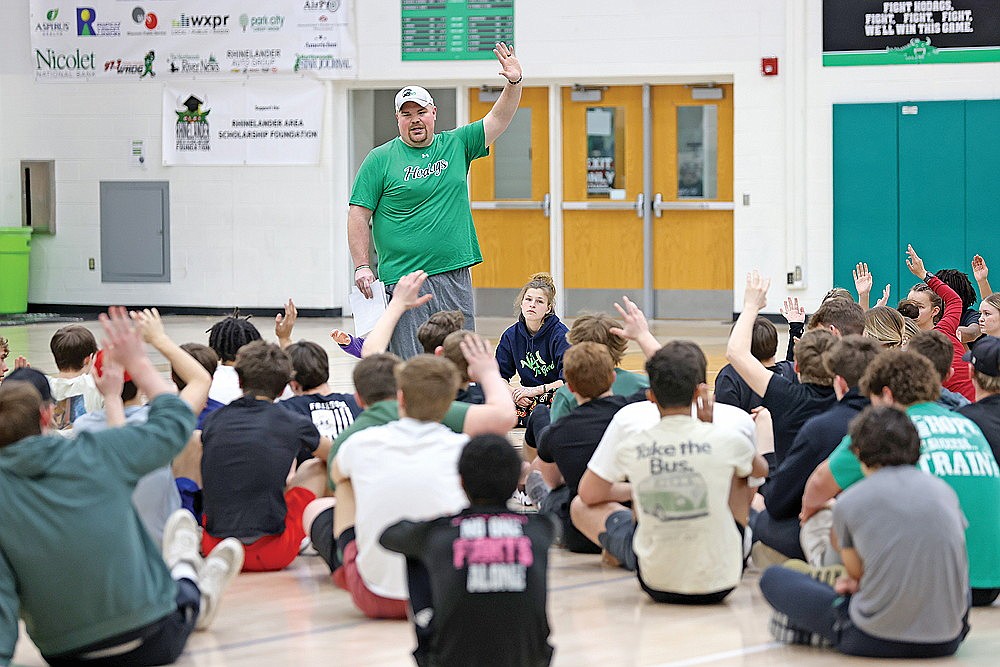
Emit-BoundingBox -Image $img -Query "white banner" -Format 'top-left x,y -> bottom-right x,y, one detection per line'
163,81 -> 324,165
30,0 -> 356,82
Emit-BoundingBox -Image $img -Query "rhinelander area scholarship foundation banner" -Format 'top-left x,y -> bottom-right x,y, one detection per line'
162,81 -> 324,165
30,0 -> 356,81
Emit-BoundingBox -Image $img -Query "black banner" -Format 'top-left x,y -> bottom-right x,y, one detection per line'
824,0 -> 1000,52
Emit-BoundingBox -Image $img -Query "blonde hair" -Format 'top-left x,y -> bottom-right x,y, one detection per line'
514,272 -> 557,318
864,306 -> 905,348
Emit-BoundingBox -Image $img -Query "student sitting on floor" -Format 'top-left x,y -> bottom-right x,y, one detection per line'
907,330 -> 971,410
715,316 -> 797,414
572,341 -> 768,605
957,334 -> 1000,465
531,342 -> 644,554
329,354 -> 473,619
801,349 -> 1000,605
726,271 -> 838,466
0,308 -> 243,666
280,340 -> 361,465
381,434 -> 555,667
496,272 -> 570,429
206,310 -> 263,405
441,330 -> 486,404
46,324 -> 102,429
760,406 -> 970,658
73,308 -> 212,546
200,340 -> 332,572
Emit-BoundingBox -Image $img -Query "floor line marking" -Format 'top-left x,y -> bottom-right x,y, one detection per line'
645,641 -> 782,667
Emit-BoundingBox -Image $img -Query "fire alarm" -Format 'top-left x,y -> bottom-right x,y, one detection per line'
761,57 -> 778,76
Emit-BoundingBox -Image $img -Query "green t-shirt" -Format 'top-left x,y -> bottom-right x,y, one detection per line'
350,121 -> 488,285
828,401 -> 1000,588
549,368 -> 649,423
328,399 -> 470,489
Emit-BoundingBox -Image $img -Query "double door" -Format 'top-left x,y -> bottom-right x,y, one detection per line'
470,84 -> 734,318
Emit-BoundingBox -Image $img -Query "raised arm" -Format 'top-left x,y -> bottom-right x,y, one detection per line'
132,308 -> 211,414
725,271 -> 776,397
360,270 -> 433,357
852,262 -> 873,311
779,297 -> 805,362
91,357 -> 126,427
907,245 -> 961,337
274,298 -> 297,349
972,254 -> 993,298
482,42 -> 523,146
460,334 -> 517,435
348,204 -> 376,299
609,296 -> 662,359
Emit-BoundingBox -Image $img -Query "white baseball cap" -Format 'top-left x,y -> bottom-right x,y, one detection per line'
394,85 -> 435,112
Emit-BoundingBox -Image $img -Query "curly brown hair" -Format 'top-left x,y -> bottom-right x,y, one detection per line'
859,349 -> 939,406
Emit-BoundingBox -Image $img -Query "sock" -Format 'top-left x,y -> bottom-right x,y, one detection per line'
172,562 -> 199,584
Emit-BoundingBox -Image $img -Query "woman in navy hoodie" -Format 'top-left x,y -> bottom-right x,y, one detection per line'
496,272 -> 571,427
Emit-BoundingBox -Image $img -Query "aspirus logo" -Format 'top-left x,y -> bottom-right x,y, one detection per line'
76,7 -> 121,37
132,7 -> 158,30
239,13 -> 285,32
175,94 -> 211,152
35,48 -> 96,79
172,14 -> 230,31
293,54 -> 351,71
303,1 -> 341,11
35,8 -> 71,35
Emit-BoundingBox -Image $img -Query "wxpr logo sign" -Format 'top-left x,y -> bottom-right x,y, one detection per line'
172,14 -> 230,31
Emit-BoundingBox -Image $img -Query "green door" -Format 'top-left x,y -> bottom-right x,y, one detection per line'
966,100 -> 1000,288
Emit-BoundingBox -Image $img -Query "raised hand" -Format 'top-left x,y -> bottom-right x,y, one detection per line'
875,284 -> 891,308
852,262 -> 873,296
972,254 -> 989,282
609,296 -> 650,341
493,42 -> 521,84
391,270 -> 434,311
694,384 -> 714,423
130,307 -> 167,345
91,355 -> 124,399
779,297 -> 805,324
330,329 -> 351,346
459,333 -> 497,384
98,306 -> 148,371
743,271 -> 770,311
274,298 -> 297,346
905,244 -> 927,279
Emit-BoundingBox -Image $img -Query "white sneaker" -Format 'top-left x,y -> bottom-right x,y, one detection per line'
196,538 -> 244,630
162,510 -> 203,572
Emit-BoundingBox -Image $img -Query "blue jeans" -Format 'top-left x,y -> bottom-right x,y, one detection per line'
759,566 -> 967,658
45,579 -> 200,666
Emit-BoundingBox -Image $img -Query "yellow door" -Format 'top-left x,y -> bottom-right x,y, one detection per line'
561,86 -> 646,314
650,84 -> 734,317
469,87 -> 550,316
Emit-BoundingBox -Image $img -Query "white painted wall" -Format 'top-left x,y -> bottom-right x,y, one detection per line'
4,1 -> 1000,313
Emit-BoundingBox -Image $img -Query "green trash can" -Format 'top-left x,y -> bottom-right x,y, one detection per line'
0,228 -> 32,314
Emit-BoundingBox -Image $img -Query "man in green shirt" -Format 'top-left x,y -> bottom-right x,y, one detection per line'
348,43 -> 525,359
802,349 -> 1000,605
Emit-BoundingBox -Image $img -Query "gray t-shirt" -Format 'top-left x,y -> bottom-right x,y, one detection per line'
74,405 -> 181,546
833,465 -> 969,643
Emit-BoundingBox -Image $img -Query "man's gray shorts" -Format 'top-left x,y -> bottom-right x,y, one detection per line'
598,509 -> 638,572
387,267 -> 475,359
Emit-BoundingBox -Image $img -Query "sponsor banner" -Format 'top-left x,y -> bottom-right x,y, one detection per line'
823,0 -> 1000,66
30,1 -> 356,81
163,81 -> 324,165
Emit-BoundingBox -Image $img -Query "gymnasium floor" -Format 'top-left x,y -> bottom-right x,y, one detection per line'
4,314 -> 999,666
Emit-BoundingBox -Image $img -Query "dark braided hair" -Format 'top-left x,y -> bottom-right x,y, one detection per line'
935,269 -> 977,311
207,309 -> 262,363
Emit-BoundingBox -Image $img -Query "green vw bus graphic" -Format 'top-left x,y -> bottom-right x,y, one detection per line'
637,470 -> 709,522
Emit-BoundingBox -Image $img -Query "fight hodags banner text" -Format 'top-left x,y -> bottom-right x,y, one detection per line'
30,1 -> 356,82
823,0 -> 1000,66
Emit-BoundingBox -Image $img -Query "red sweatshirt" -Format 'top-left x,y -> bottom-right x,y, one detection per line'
928,275 -> 975,401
